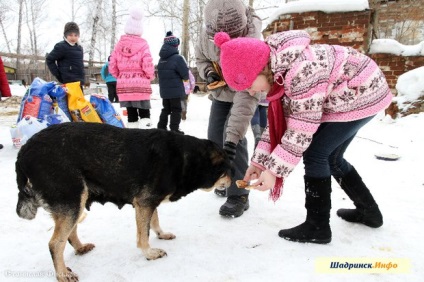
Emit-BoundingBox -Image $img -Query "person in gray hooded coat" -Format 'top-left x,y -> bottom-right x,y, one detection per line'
195,0 -> 262,218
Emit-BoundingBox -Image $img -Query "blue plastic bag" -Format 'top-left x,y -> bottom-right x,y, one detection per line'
48,85 -> 72,121
90,94 -> 125,128
28,77 -> 55,97
17,92 -> 53,122
17,78 -> 54,122
44,103 -> 71,126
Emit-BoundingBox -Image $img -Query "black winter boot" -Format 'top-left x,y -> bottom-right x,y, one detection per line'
278,176 -> 332,244
157,111 -> 168,130
335,167 -> 383,228
219,195 -> 249,218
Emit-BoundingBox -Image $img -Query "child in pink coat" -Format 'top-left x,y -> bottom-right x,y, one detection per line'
109,7 -> 155,129
214,30 -> 392,244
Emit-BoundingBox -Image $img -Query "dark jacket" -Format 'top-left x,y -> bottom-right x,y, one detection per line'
157,44 -> 189,99
46,40 -> 85,85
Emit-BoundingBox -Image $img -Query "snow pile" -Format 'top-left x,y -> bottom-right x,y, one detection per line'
369,40 -> 424,56
394,66 -> 424,114
8,84 -> 27,97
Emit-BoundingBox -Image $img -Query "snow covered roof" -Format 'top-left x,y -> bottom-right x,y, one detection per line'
264,0 -> 369,29
369,39 -> 424,56
263,0 -> 424,57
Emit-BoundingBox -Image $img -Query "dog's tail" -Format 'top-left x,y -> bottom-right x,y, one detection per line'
16,160 -> 39,220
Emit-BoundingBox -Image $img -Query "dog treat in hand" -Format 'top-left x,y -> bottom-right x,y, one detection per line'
236,180 -> 255,190
207,80 -> 227,90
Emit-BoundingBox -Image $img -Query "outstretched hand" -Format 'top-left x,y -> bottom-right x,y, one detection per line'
243,167 -> 276,191
243,164 -> 262,182
253,170 -> 277,191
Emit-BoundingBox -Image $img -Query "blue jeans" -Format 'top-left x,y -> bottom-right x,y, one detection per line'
208,100 -> 249,197
303,116 -> 375,179
251,105 -> 268,128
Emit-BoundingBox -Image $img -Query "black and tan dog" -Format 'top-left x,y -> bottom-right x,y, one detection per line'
15,122 -> 231,281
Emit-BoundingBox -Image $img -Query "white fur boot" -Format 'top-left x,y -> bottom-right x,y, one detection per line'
139,118 -> 152,129
126,121 -> 139,129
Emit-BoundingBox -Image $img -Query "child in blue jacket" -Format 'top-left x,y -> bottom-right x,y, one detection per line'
101,56 -> 118,102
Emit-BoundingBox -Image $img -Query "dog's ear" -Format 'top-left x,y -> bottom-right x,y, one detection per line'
210,150 -> 225,165
207,140 -> 227,165
210,144 -> 227,165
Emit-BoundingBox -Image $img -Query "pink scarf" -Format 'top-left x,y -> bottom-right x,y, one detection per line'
266,83 -> 286,201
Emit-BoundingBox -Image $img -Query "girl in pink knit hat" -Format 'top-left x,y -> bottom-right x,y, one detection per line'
214,30 -> 392,244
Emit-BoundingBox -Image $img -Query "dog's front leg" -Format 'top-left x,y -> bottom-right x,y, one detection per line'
150,208 -> 176,240
68,223 -> 95,255
133,201 -> 167,260
49,214 -> 79,282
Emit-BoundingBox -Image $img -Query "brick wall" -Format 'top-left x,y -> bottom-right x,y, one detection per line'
369,54 -> 424,94
262,10 -> 424,96
263,10 -> 372,52
373,0 -> 423,45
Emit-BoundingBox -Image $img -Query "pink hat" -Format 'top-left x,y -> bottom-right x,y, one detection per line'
124,7 -> 144,36
214,32 -> 270,91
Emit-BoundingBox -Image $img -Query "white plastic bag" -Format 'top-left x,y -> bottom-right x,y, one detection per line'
10,126 -> 23,149
10,116 -> 48,148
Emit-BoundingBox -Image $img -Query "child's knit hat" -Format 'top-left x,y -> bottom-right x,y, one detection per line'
163,31 -> 180,47
124,7 -> 144,36
64,22 -> 80,37
214,32 -> 270,91
204,0 -> 247,39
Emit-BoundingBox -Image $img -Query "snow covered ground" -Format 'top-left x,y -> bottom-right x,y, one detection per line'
0,84 -> 423,282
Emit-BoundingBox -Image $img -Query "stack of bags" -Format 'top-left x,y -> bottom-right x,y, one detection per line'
10,78 -> 124,148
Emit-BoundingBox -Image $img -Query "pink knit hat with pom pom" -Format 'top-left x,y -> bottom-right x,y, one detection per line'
214,32 -> 270,91
124,7 -> 144,36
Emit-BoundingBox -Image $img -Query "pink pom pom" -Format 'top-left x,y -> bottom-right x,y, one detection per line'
129,7 -> 143,20
214,32 -> 230,48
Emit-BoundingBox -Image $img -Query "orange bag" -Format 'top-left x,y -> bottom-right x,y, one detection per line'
65,82 -> 102,123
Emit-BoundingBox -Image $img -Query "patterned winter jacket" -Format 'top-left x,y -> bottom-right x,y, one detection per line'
109,35 -> 154,102
195,7 -> 262,144
251,30 -> 393,179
